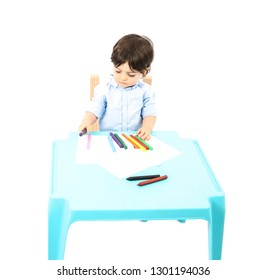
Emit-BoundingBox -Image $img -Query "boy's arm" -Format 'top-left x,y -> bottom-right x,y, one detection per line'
136,116 -> 156,140
79,111 -> 98,133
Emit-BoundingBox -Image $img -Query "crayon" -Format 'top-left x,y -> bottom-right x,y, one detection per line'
122,133 -> 139,149
137,175 -> 168,186
130,135 -> 148,151
110,132 -> 123,148
129,135 -> 146,152
127,175 -> 160,181
135,135 -> 153,150
79,128 -> 87,136
107,135 -> 116,152
114,133 -> 128,149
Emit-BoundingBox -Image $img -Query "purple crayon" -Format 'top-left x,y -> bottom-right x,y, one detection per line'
110,132 -> 123,148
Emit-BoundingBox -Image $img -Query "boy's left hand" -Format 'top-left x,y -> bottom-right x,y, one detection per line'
136,127 -> 151,141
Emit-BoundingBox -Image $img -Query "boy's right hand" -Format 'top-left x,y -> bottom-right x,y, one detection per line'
78,112 -> 97,133
79,119 -> 91,134
79,122 -> 89,134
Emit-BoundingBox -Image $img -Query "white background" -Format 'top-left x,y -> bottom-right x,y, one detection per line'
1,0 -> 266,279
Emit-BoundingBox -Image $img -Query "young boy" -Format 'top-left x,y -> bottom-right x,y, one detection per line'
79,34 -> 157,140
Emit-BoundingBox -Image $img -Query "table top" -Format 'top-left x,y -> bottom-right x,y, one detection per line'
50,131 -> 224,213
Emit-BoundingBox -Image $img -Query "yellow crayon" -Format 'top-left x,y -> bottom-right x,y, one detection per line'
129,135 -> 147,152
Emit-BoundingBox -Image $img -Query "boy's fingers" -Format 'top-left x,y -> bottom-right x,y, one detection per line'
144,134 -> 151,141
137,130 -> 145,138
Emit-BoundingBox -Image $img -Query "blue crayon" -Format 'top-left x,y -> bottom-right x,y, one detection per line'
108,135 -> 116,152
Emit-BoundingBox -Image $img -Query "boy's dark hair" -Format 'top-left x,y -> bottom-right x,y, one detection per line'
111,34 -> 154,76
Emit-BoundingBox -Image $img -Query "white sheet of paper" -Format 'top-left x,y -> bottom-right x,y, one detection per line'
75,134 -> 181,179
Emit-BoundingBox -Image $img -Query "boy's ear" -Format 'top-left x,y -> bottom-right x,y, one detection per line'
142,67 -> 151,77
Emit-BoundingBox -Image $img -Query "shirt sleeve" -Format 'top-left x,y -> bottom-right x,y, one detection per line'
87,84 -> 107,119
141,86 -> 157,118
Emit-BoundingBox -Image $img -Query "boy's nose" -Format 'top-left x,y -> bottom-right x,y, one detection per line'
121,74 -> 128,81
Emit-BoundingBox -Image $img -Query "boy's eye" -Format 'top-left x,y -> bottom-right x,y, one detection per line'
115,69 -> 136,78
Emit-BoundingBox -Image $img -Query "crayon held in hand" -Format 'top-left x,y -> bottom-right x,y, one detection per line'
79,128 -> 87,136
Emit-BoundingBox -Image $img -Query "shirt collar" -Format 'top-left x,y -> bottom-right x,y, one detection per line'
109,75 -> 144,91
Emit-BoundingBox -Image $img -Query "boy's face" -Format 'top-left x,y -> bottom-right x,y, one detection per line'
113,62 -> 143,88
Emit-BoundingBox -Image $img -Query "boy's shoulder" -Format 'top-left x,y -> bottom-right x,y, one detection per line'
95,74 -> 115,89
93,75 -> 112,91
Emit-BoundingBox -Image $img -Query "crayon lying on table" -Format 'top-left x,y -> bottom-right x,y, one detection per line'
130,135 -> 149,150
110,132 -> 123,148
107,135 -> 116,152
135,135 -> 153,150
129,135 -> 147,152
126,174 -> 160,181
114,133 -> 128,149
137,175 -> 168,186
122,133 -> 139,149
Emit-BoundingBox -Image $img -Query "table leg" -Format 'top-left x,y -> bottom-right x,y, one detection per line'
48,198 -> 71,260
208,195 -> 225,260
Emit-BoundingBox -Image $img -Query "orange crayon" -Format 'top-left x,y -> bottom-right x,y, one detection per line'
122,133 -> 139,149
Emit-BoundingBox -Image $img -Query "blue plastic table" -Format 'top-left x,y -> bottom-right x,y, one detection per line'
48,131 -> 225,260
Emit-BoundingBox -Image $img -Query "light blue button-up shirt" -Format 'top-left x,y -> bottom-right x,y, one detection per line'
87,75 -> 157,131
